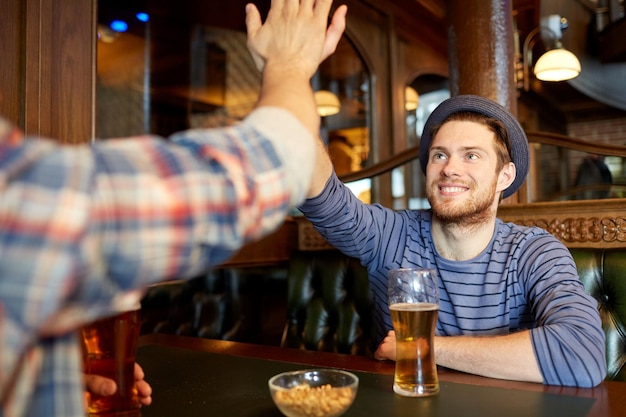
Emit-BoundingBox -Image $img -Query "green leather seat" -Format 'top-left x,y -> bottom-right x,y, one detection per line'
281,250 -> 374,355
570,248 -> 626,382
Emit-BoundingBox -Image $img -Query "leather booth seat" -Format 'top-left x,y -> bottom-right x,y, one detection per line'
141,266 -> 289,344
283,248 -> 626,382
280,250 -> 375,356
140,270 -> 243,340
570,248 -> 626,382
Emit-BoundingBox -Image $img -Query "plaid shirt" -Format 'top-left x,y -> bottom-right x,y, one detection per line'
0,107 -> 315,417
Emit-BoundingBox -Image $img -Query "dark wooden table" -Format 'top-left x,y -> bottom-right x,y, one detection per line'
137,334 -> 625,417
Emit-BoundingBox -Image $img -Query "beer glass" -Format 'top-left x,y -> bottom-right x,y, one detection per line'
388,268 -> 439,397
80,307 -> 141,416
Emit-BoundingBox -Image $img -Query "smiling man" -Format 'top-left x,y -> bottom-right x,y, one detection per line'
299,95 -> 606,387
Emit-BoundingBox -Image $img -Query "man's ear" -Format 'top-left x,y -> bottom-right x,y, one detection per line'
497,162 -> 516,193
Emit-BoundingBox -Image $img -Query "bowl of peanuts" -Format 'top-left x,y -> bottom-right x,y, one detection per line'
268,369 -> 359,417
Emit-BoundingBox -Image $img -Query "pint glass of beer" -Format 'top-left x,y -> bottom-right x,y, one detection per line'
80,307 -> 141,416
388,268 -> 439,397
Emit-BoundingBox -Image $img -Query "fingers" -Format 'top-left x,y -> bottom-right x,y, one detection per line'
245,3 -> 269,72
321,5 -> 348,61
84,363 -> 151,405
134,363 -> 153,405
282,0 -> 298,16
374,330 -> 397,361
136,379 -> 153,406
134,362 -> 145,380
84,374 -> 117,396
245,3 -> 262,39
245,0 -> 347,77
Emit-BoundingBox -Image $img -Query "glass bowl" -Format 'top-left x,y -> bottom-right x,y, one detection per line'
268,369 -> 359,417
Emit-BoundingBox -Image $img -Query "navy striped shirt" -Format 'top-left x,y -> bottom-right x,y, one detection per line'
300,173 -> 607,387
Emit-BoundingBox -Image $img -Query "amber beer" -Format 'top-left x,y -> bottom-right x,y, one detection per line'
390,302 -> 439,396
81,309 -> 141,415
388,268 -> 439,397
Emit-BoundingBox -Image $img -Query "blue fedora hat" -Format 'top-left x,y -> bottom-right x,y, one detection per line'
418,95 -> 529,199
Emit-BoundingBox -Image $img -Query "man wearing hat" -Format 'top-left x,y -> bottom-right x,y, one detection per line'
299,95 -> 606,387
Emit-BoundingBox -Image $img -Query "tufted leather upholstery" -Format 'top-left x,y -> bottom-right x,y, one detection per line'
283,248 -> 626,381
281,250 -> 375,355
141,266 -> 290,344
570,248 -> 626,382
140,270 -> 244,340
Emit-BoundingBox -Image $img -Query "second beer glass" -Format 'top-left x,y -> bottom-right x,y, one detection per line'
81,307 -> 141,416
388,268 -> 439,397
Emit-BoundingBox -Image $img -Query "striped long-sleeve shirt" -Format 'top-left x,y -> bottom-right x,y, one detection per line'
0,107 -> 315,417
299,172 -> 607,387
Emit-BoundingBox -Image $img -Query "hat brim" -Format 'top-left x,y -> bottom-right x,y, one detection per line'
419,95 -> 529,199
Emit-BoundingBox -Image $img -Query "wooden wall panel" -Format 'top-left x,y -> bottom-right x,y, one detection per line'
0,0 -> 23,127
12,0 -> 96,144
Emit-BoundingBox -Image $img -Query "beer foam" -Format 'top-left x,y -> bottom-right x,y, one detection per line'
390,302 -> 438,311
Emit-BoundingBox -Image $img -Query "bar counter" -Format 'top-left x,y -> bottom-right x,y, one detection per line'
137,334 -> 625,417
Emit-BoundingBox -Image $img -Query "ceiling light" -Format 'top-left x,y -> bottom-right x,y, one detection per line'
405,86 -> 419,111
314,90 -> 341,117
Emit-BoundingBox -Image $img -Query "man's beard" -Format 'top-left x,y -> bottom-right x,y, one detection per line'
426,179 -> 498,227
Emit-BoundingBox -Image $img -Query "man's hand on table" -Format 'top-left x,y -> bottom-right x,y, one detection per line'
374,330 -> 396,361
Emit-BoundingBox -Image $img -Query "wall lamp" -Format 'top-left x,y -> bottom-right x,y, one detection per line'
522,15 -> 581,91
314,90 -> 341,117
405,86 -> 419,111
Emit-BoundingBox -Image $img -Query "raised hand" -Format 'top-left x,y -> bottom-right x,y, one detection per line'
245,0 -> 347,75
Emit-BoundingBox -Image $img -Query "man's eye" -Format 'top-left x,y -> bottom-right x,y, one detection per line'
467,153 -> 478,160
433,153 -> 446,160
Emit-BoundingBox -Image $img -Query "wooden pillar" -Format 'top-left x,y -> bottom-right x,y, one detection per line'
445,0 -> 518,115
445,0 -> 523,203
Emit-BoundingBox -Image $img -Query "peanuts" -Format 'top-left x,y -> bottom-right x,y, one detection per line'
273,383 -> 355,417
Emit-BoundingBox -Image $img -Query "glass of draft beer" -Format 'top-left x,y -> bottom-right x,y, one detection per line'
388,268 -> 439,397
80,306 -> 141,416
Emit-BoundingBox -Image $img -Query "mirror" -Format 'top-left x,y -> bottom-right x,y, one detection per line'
317,37 -> 371,177
97,3 -> 262,139
96,0 -> 372,169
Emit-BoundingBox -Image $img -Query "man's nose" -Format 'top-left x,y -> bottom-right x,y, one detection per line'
440,157 -> 461,176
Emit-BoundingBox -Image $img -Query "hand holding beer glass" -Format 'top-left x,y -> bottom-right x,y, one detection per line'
80,305 -> 142,416
388,268 -> 439,397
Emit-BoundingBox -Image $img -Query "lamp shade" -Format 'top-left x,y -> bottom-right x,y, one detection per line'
533,48 -> 581,82
405,86 -> 419,111
314,90 -> 341,116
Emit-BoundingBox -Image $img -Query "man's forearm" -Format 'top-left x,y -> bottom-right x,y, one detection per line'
435,331 -> 543,383
306,136 -> 334,198
257,65 -> 320,139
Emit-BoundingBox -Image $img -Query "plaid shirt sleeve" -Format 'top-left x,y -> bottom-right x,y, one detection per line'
0,107 -> 316,417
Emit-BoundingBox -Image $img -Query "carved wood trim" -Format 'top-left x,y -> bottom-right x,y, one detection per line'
294,217 -> 334,251
498,199 -> 626,248
223,198 -> 626,268
294,199 -> 626,252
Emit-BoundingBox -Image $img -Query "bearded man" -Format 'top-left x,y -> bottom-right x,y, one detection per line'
299,95 -> 606,388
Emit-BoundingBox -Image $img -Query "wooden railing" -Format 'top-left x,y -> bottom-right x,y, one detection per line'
339,130 -> 626,184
